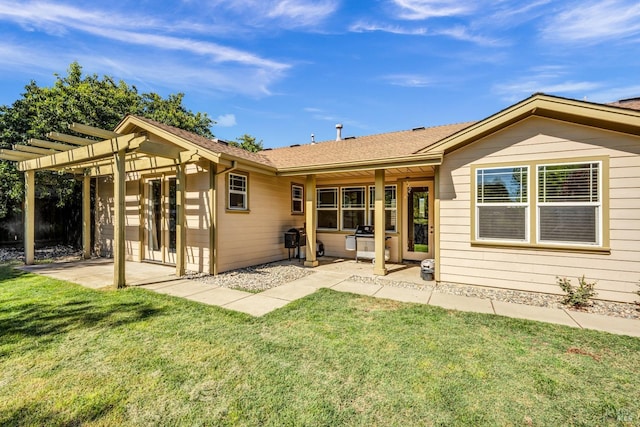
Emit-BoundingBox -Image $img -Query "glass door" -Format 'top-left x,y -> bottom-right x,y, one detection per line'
403,182 -> 434,261
144,176 -> 177,264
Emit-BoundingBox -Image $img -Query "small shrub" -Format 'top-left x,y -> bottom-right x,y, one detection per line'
557,275 -> 597,308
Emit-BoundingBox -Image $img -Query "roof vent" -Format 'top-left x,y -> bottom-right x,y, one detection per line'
412,126 -> 426,131
290,144 -> 300,147
311,133 -> 315,144
336,123 -> 343,141
344,136 -> 356,140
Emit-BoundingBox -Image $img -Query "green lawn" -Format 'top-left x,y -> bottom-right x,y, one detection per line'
1,264 -> 638,426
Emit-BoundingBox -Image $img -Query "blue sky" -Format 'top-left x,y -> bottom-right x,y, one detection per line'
1,1 -> 639,148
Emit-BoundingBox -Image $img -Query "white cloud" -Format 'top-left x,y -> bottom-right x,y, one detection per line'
382,74 -> 433,88
267,0 -> 338,27
542,0 -> 640,44
216,114 -> 237,127
391,0 -> 476,20
493,69 -> 602,102
349,21 -> 428,35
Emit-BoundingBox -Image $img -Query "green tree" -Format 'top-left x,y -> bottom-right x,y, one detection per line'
231,134 -> 264,152
0,62 -> 215,222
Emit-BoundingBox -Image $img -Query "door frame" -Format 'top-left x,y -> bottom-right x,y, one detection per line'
143,174 -> 177,265
402,180 -> 434,261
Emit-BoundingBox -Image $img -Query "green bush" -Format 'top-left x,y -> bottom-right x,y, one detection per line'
557,275 -> 597,308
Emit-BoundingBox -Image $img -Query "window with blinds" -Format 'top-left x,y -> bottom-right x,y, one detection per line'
476,166 -> 528,241
537,162 -> 600,244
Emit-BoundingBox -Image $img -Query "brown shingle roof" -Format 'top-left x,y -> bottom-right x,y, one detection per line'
608,98 -> 640,111
260,122 -> 475,169
130,115 -> 275,167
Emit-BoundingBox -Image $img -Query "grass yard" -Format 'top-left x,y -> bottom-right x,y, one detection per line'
1,264 -> 639,426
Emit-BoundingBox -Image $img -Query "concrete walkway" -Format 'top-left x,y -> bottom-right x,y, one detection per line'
18,258 -> 640,338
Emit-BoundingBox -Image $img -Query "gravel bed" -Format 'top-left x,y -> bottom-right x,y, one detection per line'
0,246 -> 83,263
348,275 -> 640,320
185,262 -> 314,292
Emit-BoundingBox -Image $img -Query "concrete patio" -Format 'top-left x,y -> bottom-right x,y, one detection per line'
17,258 -> 640,338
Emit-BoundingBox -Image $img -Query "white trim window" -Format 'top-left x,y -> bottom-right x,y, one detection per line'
368,185 -> 397,232
537,161 -> 601,245
291,184 -> 304,214
228,173 -> 248,210
341,186 -> 365,230
476,166 -> 529,241
317,188 -> 338,229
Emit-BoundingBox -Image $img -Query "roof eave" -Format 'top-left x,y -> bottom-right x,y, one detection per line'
424,94 -> 640,155
275,152 -> 443,176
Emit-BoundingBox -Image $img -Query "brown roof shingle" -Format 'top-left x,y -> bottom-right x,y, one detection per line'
608,98 -> 640,111
260,122 -> 474,169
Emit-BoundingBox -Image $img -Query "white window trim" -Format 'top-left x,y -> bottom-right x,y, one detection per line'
535,161 -> 602,247
317,187 -> 338,230
368,185 -> 397,232
341,186 -> 366,231
228,172 -> 248,211
475,166 -> 530,243
291,184 -> 304,214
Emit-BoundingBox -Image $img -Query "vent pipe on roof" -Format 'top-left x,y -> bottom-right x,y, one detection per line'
311,133 -> 315,144
336,123 -> 343,141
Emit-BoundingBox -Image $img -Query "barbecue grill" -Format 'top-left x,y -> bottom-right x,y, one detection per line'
345,225 -> 390,262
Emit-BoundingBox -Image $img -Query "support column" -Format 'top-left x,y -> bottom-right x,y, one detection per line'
175,163 -> 186,277
24,170 -> 35,265
304,174 -> 318,267
82,174 -> 91,259
113,150 -> 126,288
208,162 -> 218,275
433,167 -> 441,282
374,169 -> 387,276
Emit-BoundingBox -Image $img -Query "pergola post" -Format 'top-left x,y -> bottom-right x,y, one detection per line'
208,162 -> 218,275
304,174 -> 318,267
175,163 -> 186,277
374,169 -> 387,276
113,149 -> 126,288
24,170 -> 35,265
82,174 -> 91,259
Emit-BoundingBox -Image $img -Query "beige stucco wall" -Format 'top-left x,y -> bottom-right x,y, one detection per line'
438,116 -> 640,302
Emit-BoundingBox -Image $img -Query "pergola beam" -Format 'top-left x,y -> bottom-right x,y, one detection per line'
70,122 -> 121,139
13,145 -> 57,155
47,132 -> 96,146
136,140 -> 185,159
30,139 -> 75,151
0,149 -> 39,160
17,133 -> 147,171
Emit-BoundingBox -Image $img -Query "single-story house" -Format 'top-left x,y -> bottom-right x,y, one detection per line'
1,93 -> 639,302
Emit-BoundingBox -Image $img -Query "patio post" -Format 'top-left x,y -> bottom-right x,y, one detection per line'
304,174 -> 318,267
374,169 -> 387,276
82,174 -> 91,259
175,163 -> 186,277
24,170 -> 35,265
113,149 -> 126,288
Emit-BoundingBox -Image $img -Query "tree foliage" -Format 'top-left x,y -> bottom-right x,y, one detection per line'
230,134 -> 264,152
0,62 -> 215,220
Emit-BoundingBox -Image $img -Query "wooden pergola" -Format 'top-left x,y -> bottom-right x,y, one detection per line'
0,122 -> 202,288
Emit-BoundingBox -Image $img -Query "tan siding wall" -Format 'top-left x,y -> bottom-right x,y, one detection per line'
185,163 -> 211,272
95,174 -> 141,261
216,172 -> 305,272
439,116 -> 640,302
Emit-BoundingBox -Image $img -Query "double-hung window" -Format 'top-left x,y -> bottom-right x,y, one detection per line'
291,184 -> 304,214
368,185 -> 397,232
317,188 -> 338,229
474,158 -> 605,249
228,173 -> 248,210
341,187 -> 365,230
537,162 -> 601,245
476,166 -> 528,241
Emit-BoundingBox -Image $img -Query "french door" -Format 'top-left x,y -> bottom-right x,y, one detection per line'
144,176 -> 177,264
403,181 -> 434,261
